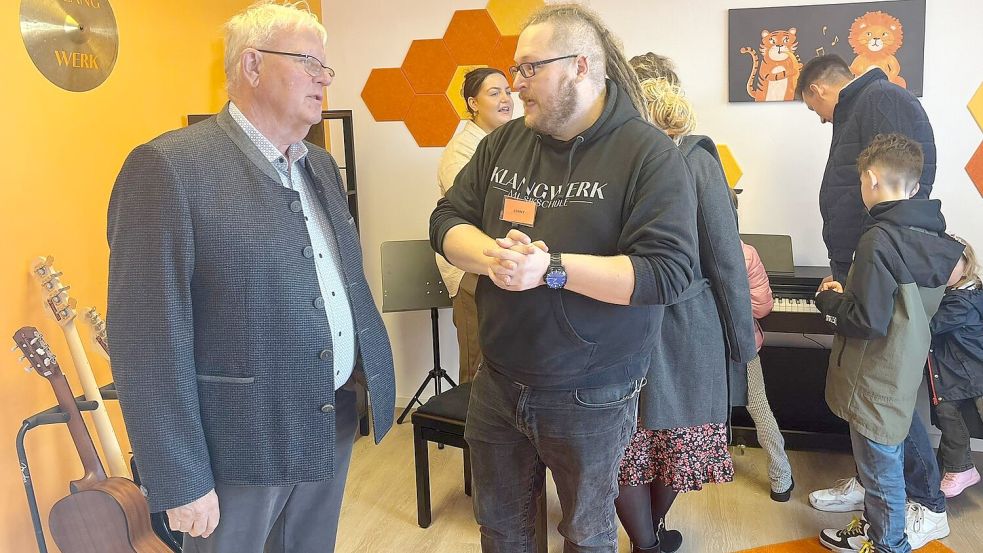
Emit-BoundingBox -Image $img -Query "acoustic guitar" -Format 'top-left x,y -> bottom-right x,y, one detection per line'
31,256 -> 129,478
80,307 -> 185,552
13,326 -> 173,553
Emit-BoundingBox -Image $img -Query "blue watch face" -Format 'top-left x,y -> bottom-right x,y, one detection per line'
545,269 -> 567,289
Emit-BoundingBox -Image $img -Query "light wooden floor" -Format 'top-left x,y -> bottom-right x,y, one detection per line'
336,423 -> 983,553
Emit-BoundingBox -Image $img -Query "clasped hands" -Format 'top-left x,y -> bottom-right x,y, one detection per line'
483,229 -> 551,291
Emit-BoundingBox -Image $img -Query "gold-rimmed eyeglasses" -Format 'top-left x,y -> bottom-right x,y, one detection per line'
256,49 -> 335,79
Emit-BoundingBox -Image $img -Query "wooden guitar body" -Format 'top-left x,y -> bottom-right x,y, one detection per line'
50,477 -> 174,553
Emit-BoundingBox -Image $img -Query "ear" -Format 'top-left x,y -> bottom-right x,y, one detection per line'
789,27 -> 797,35
575,54 -> 589,81
809,82 -> 823,97
467,96 -> 479,115
908,182 -> 921,198
761,29 -> 770,38
866,169 -> 879,189
242,49 -> 262,87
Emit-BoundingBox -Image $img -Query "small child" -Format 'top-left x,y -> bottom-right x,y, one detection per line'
731,189 -> 795,501
929,235 -> 983,498
815,134 -> 964,552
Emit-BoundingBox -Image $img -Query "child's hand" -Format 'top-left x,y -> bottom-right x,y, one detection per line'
820,281 -> 844,294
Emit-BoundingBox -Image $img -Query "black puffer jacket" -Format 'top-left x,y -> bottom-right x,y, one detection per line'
928,285 -> 983,403
820,68 -> 935,264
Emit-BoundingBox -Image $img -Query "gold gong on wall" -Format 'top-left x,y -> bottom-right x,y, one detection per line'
19,0 -> 119,92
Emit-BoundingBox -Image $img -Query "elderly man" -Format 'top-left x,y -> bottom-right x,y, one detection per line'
429,5 -> 698,552
107,3 -> 395,552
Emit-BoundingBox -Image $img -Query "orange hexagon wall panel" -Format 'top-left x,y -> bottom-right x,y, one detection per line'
362,1 -> 542,147
401,39 -> 456,95
967,141 -> 983,199
443,10 -> 501,66
404,95 -> 461,147
361,68 -> 415,122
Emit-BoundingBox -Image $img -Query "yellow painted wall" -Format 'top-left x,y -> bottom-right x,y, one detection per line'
0,2 -> 321,550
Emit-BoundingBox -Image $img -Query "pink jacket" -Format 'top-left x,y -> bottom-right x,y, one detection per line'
743,242 -> 774,351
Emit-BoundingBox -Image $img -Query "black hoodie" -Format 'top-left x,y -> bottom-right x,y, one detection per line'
430,80 -> 699,389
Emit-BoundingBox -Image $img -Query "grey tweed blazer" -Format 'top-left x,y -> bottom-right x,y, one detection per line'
107,105 -> 395,513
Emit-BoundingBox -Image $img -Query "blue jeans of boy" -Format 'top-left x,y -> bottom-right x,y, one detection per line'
853,414 -> 945,553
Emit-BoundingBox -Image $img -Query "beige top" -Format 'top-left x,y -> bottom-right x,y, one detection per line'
436,121 -> 487,297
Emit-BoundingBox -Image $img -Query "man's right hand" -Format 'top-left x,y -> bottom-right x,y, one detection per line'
167,488 -> 220,538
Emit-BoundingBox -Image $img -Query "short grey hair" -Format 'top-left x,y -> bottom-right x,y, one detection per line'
224,1 -> 327,94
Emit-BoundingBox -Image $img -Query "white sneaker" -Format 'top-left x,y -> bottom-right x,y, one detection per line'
811,477 -> 866,512
905,501 -> 949,549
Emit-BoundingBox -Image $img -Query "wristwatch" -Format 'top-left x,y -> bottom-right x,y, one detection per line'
544,253 -> 567,289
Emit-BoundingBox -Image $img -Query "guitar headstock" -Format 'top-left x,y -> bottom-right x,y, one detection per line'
82,307 -> 110,360
12,326 -> 63,379
31,256 -> 77,326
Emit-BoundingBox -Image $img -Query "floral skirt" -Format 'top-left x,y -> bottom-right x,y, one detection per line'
618,422 -> 734,492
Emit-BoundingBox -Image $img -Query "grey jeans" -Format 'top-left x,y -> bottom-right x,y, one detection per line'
182,381 -> 358,553
465,366 -> 641,553
935,397 -> 983,473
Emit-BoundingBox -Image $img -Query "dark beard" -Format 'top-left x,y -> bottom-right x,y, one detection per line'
525,75 -> 578,137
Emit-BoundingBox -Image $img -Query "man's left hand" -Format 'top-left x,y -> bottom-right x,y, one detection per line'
483,229 -> 550,291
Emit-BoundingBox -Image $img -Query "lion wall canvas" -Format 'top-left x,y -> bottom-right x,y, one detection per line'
728,0 -> 925,103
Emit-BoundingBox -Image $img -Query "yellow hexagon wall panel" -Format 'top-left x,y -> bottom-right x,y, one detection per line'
486,0 -> 544,36
716,144 -> 743,188
970,82 -> 983,133
446,65 -> 488,120
361,68 -> 415,122
967,141 -> 983,199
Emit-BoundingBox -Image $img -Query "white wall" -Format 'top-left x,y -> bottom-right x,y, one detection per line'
322,0 -> 983,410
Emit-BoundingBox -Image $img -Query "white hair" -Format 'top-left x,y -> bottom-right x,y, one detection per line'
224,1 -> 327,94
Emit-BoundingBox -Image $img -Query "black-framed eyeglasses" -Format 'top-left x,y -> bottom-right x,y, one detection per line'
256,49 -> 335,79
509,54 -> 578,79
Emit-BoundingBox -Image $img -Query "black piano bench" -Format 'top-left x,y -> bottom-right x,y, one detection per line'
410,382 -> 548,552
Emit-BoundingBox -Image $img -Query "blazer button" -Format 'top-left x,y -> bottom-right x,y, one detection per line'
303,246 -> 314,258
319,348 -> 331,360
321,403 -> 334,413
290,200 -> 303,213
314,296 -> 325,309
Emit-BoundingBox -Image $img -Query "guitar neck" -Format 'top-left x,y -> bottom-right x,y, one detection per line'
60,320 -> 129,478
48,371 -> 107,483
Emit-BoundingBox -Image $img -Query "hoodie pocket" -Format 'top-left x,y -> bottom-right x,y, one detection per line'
552,291 -> 596,348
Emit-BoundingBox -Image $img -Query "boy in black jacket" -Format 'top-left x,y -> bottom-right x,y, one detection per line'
815,134 -> 964,553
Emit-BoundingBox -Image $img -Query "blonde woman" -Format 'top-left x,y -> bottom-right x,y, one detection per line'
436,67 -> 513,383
615,54 -> 760,553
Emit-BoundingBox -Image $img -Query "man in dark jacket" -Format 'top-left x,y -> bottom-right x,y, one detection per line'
796,55 -> 935,283
429,6 -> 698,553
107,4 -> 395,552
814,134 -> 963,553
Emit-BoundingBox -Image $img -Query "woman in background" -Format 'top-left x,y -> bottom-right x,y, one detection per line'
616,53 -> 757,553
435,67 -> 513,383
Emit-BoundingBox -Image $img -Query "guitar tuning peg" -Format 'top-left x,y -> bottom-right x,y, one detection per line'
29,337 -> 39,345
24,365 -> 32,373
9,345 -> 18,352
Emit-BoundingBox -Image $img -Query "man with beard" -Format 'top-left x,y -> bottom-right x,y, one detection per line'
429,5 -> 699,552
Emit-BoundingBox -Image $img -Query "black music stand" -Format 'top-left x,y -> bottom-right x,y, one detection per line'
381,240 -> 456,424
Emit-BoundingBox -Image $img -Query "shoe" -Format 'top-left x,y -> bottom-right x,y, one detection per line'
771,476 -> 795,502
940,467 -> 981,498
657,518 -> 682,553
811,477 -> 865,512
905,501 -> 950,549
819,516 -> 870,552
631,543 -> 661,553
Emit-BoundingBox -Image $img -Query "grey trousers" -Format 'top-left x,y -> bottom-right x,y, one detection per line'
745,354 -> 793,492
182,381 -> 358,553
